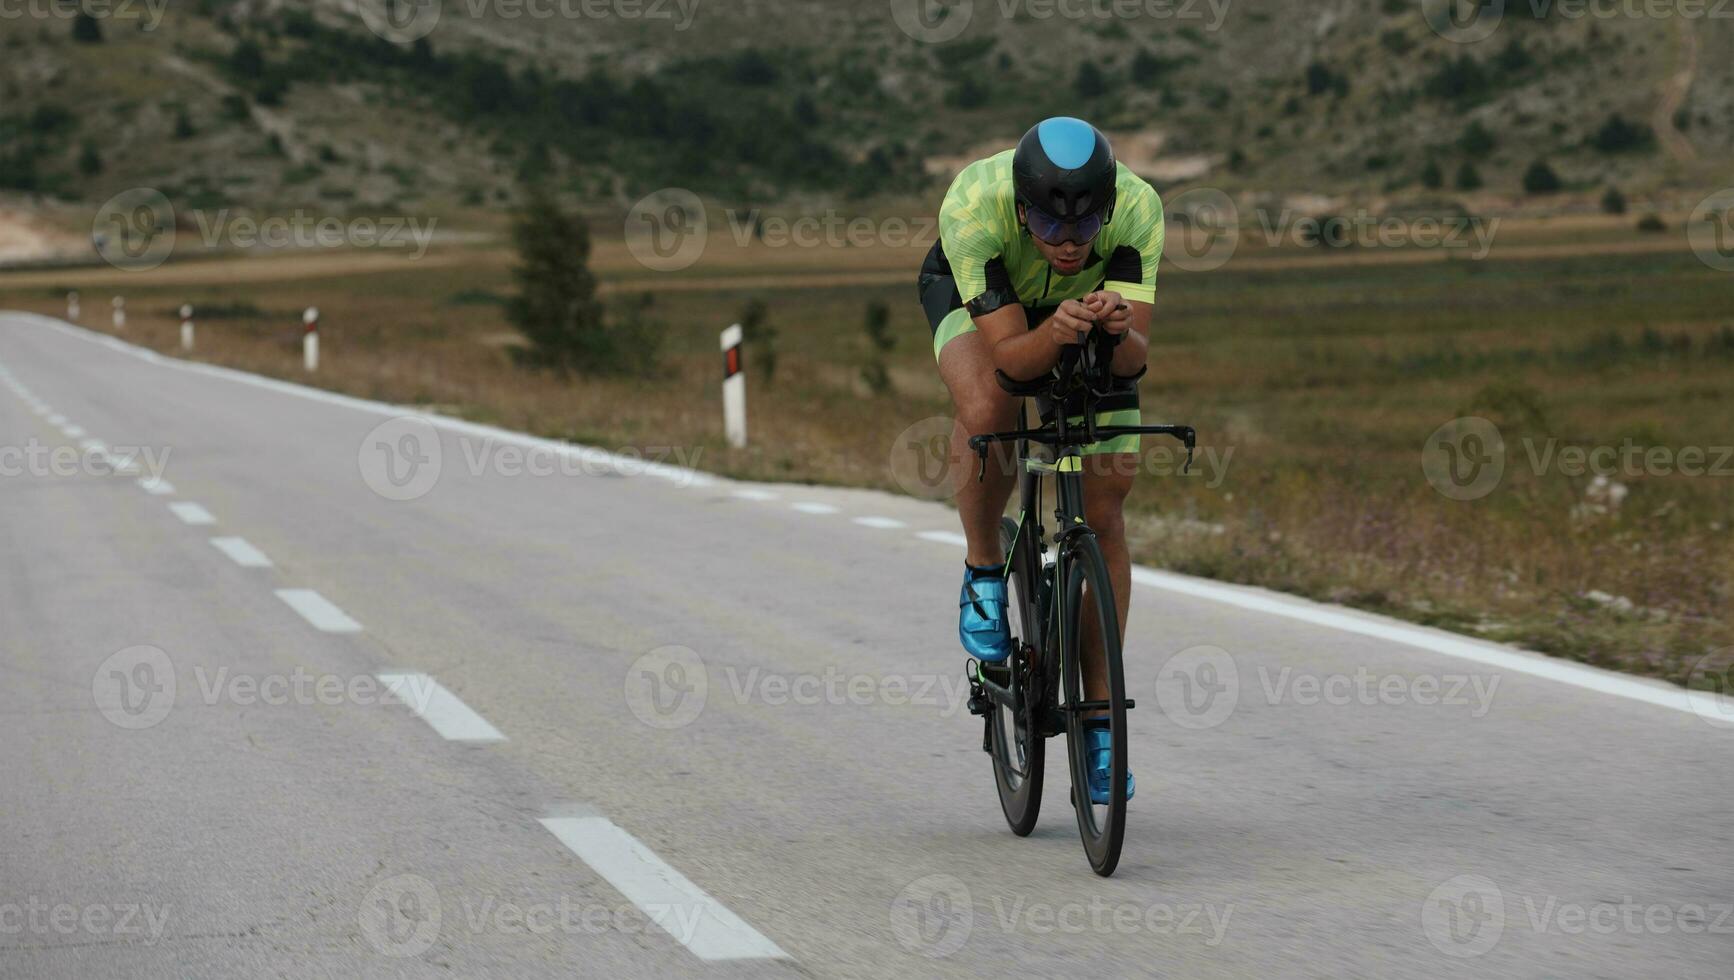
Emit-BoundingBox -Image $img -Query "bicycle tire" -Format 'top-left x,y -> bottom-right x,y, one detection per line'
1059,532 -> 1128,876
987,516 -> 1045,836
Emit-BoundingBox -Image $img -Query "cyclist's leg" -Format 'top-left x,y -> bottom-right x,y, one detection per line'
938,329 -> 1020,567
1079,453 -> 1136,702
920,241 -> 1019,568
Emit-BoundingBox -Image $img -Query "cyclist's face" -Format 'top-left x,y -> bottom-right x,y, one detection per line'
1029,226 -> 1090,275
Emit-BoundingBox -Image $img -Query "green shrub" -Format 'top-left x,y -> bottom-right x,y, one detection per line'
1522,159 -> 1561,194
1601,187 -> 1627,214
1590,113 -> 1654,154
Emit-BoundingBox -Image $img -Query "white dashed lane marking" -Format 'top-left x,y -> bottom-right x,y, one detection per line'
275,589 -> 363,633
852,516 -> 907,529
210,537 -> 273,568
168,502 -> 216,526
138,477 -> 175,495
377,672 -> 505,742
61,425 -> 85,439
538,815 -> 787,961
791,502 -> 839,515
916,529 -> 969,547
731,489 -> 778,501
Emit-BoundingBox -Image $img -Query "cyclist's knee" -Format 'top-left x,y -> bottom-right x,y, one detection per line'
1083,464 -> 1136,534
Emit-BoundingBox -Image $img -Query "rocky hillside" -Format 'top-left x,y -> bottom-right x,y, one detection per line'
1,0 -> 1727,220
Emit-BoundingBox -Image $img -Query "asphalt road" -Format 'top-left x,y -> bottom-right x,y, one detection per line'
2,311 -> 1731,978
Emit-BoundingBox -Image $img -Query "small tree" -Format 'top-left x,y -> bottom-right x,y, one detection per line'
1601,187 -> 1627,215
1459,120 -> 1496,155
1455,162 -> 1483,191
78,141 -> 102,176
740,298 -> 778,386
1421,159 -> 1444,190
860,300 -> 895,395
506,182 -> 607,372
1522,159 -> 1562,194
173,109 -> 195,140
72,12 -> 102,43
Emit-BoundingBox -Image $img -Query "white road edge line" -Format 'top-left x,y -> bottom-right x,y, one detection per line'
1126,566 -> 1726,720
210,537 -> 273,568
23,312 -> 1727,723
538,815 -> 787,961
167,502 -> 216,526
275,589 -> 362,633
376,672 -> 505,742
29,314 -> 711,489
913,526 -> 1734,721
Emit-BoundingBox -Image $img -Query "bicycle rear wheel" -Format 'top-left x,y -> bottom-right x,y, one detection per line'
987,516 -> 1044,836
1060,533 -> 1128,876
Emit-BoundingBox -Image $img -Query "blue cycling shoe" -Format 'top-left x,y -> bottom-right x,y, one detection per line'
1084,725 -> 1134,805
959,564 -> 1012,663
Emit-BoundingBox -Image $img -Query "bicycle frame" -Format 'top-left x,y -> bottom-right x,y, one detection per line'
966,338 -> 1196,736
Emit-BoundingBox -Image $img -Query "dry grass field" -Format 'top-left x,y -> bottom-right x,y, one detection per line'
4,217 -> 1730,686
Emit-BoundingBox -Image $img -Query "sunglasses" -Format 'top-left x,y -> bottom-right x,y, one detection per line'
1024,205 -> 1105,246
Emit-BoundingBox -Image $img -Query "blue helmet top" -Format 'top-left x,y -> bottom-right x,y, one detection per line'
1012,117 -> 1118,224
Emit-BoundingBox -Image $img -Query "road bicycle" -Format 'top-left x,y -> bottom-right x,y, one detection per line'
965,330 -> 1194,876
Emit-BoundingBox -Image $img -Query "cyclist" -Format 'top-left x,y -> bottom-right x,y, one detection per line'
918,117 -> 1163,803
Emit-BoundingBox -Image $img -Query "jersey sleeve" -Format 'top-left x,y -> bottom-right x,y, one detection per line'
1102,179 -> 1165,305
938,170 -> 1018,316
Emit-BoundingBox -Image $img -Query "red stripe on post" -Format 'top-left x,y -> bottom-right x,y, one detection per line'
724,345 -> 741,378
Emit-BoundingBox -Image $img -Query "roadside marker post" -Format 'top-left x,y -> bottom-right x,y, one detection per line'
303,307 -> 319,372
721,324 -> 746,448
111,296 -> 125,330
180,304 -> 194,351
66,291 -> 79,322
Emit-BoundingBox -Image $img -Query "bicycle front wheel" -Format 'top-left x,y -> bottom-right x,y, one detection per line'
987,516 -> 1044,836
1060,533 -> 1128,876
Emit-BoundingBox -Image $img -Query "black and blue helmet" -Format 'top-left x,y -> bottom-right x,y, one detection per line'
1012,117 -> 1118,235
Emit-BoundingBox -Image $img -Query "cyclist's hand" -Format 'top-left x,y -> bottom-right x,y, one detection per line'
1085,291 -> 1132,335
1045,300 -> 1096,347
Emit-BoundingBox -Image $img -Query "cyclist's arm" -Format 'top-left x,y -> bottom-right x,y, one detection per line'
1084,290 -> 1151,378
976,300 -> 1097,381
